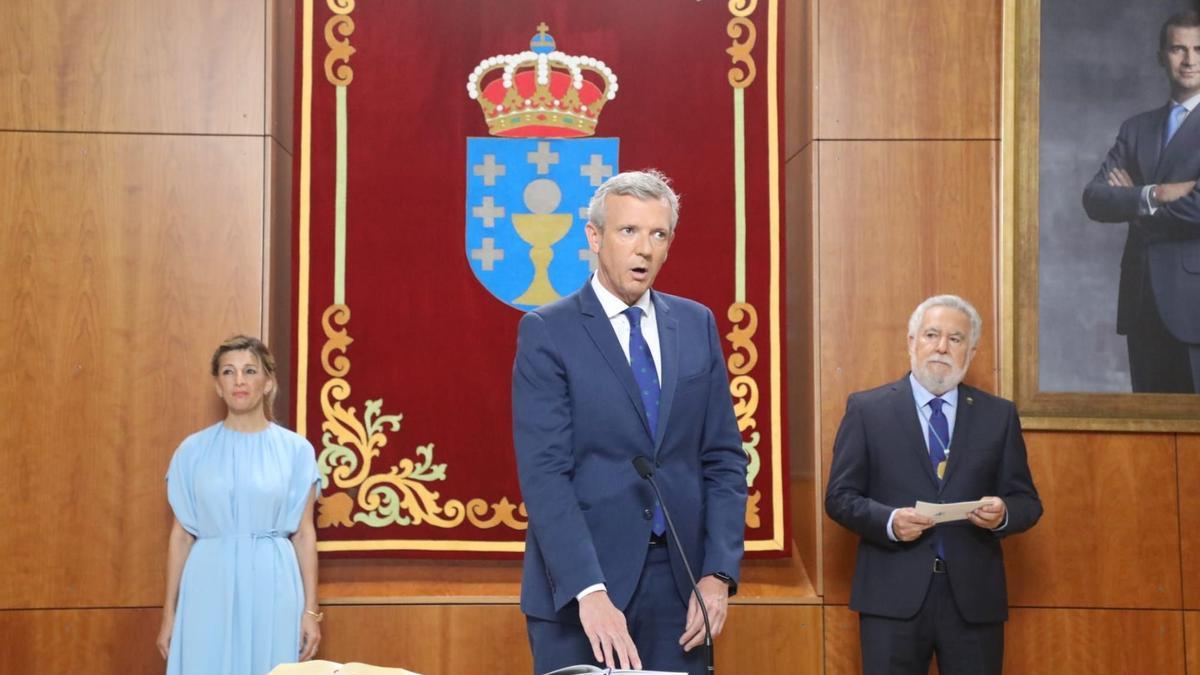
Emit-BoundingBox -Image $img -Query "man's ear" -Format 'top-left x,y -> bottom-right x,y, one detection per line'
585,221 -> 602,253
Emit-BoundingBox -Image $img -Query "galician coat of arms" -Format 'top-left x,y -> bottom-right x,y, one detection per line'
465,24 -> 619,310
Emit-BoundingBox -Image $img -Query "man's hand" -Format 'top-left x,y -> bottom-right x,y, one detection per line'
679,575 -> 730,652
1155,180 -> 1197,203
967,496 -> 1007,530
579,590 -> 641,670
1107,167 -> 1135,187
891,507 -> 935,542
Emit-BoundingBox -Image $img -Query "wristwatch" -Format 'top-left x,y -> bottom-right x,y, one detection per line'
710,571 -> 737,595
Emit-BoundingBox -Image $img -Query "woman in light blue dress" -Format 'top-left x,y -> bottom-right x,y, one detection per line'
157,336 -> 322,675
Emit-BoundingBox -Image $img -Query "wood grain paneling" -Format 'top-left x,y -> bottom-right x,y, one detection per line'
823,605 -> 861,675
817,140 -> 998,603
0,1 -> 264,134
817,0 -> 1000,140
1005,432 -> 1181,609
267,0 -> 296,153
320,604 -> 821,674
0,608 -> 162,673
0,132 -> 264,608
321,605 -> 529,674
1187,611 -> 1199,674
787,142 -> 819,587
784,0 -> 815,156
1180,435 -> 1200,609
719,605 -> 822,673
1005,608 -> 1185,674
267,137 -> 294,424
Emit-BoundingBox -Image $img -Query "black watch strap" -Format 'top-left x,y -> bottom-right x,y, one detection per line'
711,571 -> 737,594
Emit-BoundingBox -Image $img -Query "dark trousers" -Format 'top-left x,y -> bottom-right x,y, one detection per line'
859,571 -> 1004,675
527,544 -> 705,675
1126,287 -> 1199,393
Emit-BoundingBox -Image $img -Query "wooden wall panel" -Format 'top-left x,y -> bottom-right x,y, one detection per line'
319,604 -> 821,674
1004,432 -> 1181,609
817,140 -> 998,603
267,0 -> 296,153
0,132 -> 265,608
1180,435 -> 1200,609
1187,611 -> 1200,674
719,605 -> 822,672
816,0 -> 999,140
784,0 -> 815,156
822,605 -> 860,675
0,608 -> 162,673
0,0 -> 264,134
787,142 -> 819,585
1005,608 -> 1185,674
267,137 -> 295,424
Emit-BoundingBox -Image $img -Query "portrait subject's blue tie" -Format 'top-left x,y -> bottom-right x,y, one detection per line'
1165,103 -> 1188,148
625,306 -> 665,536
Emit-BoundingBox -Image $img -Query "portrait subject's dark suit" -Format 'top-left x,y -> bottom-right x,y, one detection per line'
1083,102 -> 1200,391
825,376 -> 1042,625
512,280 -> 746,671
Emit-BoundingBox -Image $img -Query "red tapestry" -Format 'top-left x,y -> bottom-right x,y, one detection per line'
293,0 -> 788,557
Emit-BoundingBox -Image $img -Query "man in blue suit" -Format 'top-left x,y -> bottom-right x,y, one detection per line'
1083,10 -> 1200,393
826,295 -> 1042,675
512,170 -> 747,675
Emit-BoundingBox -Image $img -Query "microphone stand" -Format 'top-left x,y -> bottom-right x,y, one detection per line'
633,457 -> 715,675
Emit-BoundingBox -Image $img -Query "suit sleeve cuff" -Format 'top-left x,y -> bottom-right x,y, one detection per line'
886,508 -> 900,542
575,583 -> 607,602
1142,184 -> 1159,215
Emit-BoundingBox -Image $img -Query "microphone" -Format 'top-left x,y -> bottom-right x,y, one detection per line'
631,456 -> 715,675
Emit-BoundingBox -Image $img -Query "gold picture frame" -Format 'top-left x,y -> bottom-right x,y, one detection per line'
1000,0 -> 1200,432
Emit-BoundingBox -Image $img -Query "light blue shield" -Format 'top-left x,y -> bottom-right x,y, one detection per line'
465,138 -> 619,310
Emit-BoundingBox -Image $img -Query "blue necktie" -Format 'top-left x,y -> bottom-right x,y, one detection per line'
1165,103 -> 1188,149
626,306 -> 665,536
927,398 -> 949,559
927,398 -> 949,481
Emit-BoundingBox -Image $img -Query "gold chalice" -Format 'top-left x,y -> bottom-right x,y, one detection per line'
512,178 -> 572,306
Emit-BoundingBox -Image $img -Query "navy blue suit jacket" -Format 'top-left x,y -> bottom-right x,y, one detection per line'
512,281 -> 747,623
825,376 -> 1042,623
1082,102 -> 1200,342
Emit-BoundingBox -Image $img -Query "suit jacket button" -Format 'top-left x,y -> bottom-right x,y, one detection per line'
643,508 -> 653,520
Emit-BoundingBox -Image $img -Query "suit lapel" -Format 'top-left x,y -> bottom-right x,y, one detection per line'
652,293 -> 678,453
1139,104 -> 1169,182
940,384 -> 975,488
889,376 -> 941,489
578,285 -> 653,438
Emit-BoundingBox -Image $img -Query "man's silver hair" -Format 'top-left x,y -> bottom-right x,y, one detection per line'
907,294 -> 983,348
587,169 -> 681,232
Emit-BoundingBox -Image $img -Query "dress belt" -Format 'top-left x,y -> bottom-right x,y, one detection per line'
197,529 -> 285,540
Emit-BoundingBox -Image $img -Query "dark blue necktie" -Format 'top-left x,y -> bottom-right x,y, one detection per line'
626,306 -> 665,536
927,398 -> 949,481
927,397 -> 949,559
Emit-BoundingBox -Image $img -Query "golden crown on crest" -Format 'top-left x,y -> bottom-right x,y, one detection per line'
466,23 -> 619,138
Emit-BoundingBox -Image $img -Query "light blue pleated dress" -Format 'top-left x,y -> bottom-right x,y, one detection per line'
165,422 -> 321,675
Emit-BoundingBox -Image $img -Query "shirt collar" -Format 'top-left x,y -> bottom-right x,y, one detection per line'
909,372 -> 959,411
590,273 -> 654,321
1173,91 -> 1200,112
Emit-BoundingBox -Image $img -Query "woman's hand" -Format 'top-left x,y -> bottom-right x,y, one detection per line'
156,613 -> 173,660
299,612 -> 322,661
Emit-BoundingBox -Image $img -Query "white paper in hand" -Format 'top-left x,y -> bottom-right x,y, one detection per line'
914,499 -> 989,523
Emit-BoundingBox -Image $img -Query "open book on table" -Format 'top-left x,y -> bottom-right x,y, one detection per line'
543,666 -> 685,675
268,660 -> 422,675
